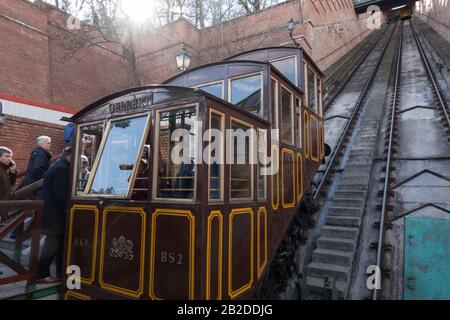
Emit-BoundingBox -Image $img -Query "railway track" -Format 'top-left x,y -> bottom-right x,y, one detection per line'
314,23 -> 397,200
372,19 -> 450,300
323,27 -> 388,109
301,22 -> 403,298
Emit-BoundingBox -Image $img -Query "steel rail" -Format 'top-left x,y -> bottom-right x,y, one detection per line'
373,21 -> 403,301
314,23 -> 398,200
323,25 -> 389,112
324,28 -> 385,89
372,19 -> 450,300
410,20 -> 450,129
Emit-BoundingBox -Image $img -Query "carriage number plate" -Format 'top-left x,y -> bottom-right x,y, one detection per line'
160,251 -> 183,265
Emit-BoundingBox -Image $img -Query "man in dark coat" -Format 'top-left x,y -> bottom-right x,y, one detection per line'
23,136 -> 52,198
0,147 -> 16,275
0,147 -> 16,201
36,147 -> 71,283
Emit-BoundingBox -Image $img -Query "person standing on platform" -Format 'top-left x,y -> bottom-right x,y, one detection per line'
36,147 -> 71,284
0,147 -> 17,201
22,136 -> 52,199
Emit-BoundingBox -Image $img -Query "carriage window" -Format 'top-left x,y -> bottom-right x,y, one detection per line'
258,129 -> 267,200
76,122 -> 104,194
131,143 -> 150,200
87,115 -> 149,196
230,120 -> 253,200
296,97 -> 302,148
209,111 -> 224,201
230,74 -> 262,116
270,56 -> 297,85
156,107 -> 197,200
317,76 -> 323,117
307,67 -> 317,113
271,79 -> 278,129
197,82 -> 223,99
281,87 -> 294,145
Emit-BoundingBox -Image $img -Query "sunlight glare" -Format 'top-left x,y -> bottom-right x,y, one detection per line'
121,0 -> 157,23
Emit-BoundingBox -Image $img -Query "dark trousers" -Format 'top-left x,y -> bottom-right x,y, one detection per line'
37,234 -> 64,278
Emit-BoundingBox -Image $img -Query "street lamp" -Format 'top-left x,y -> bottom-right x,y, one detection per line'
287,18 -> 299,47
176,44 -> 192,71
0,102 -> 5,126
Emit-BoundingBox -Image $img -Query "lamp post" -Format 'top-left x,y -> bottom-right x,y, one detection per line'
0,102 -> 5,126
287,18 -> 300,48
176,44 -> 192,71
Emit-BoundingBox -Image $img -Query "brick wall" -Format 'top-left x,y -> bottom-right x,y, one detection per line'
1,0 -> 380,111
415,0 -> 450,44
137,0 -> 379,85
0,0 -> 51,104
0,115 -> 67,173
0,0 -> 385,189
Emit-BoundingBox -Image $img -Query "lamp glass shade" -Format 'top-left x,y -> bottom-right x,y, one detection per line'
176,47 -> 192,71
287,18 -> 295,31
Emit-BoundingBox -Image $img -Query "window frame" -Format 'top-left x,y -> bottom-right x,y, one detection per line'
208,108 -> 225,203
194,80 -> 225,99
270,77 -> 279,129
82,112 -> 151,199
269,55 -> 298,86
229,116 -> 255,203
280,84 -> 295,146
295,97 -> 302,149
152,103 -> 200,203
228,71 -> 264,119
72,119 -> 106,198
317,76 -> 323,117
306,65 -> 318,114
257,127 -> 267,201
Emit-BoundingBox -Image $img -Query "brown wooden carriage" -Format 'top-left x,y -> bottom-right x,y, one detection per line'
63,47 -> 324,300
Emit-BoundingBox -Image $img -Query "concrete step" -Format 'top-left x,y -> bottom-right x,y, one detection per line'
329,206 -> 363,217
334,190 -> 367,199
347,156 -> 373,165
343,165 -> 372,176
355,135 -> 377,141
322,225 -> 359,239
313,248 -> 353,266
349,149 -> 373,157
326,215 -> 361,227
316,236 -> 356,251
306,262 -> 351,282
341,176 -> 370,185
332,198 -> 364,208
336,183 -> 368,191
306,276 -> 346,296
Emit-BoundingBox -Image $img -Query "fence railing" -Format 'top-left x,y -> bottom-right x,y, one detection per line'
0,177 -> 46,298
